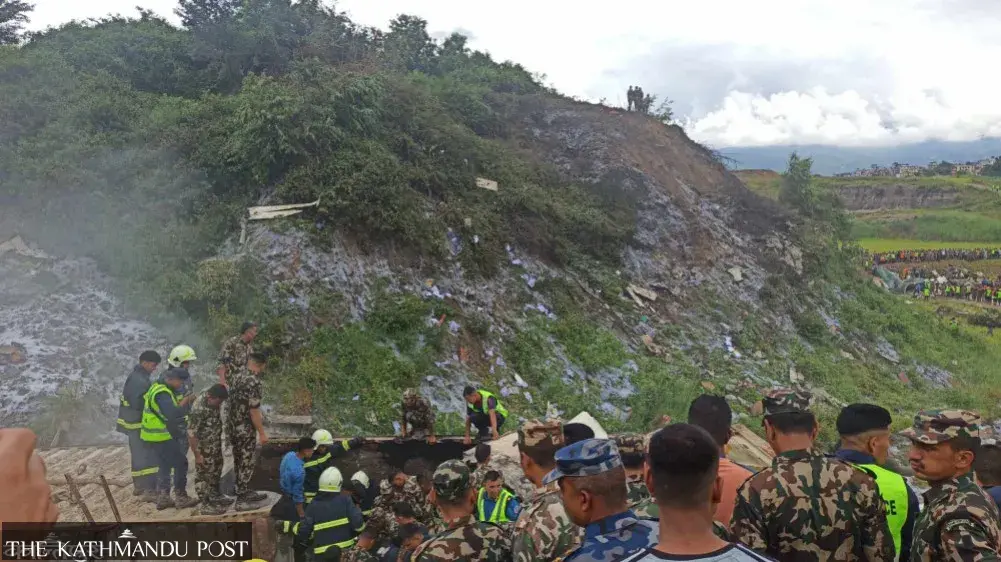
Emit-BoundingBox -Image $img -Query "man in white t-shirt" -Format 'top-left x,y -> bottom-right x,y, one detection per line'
617,424 -> 774,562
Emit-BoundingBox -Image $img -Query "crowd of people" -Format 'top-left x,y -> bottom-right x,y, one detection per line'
871,248 -> 1001,266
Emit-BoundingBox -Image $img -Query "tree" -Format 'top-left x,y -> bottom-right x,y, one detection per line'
780,152 -> 819,214
175,0 -> 240,29
653,97 -> 675,123
381,15 -> 438,73
0,0 -> 33,45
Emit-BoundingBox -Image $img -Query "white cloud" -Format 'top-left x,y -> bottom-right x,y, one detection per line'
26,0 -> 1001,147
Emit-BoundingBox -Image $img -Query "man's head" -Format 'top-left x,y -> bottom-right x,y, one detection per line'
645,423 -> 721,514
431,460 -> 474,512
974,442 -> 1001,487
463,386 -> 480,406
518,420 -> 564,485
544,438 -> 628,527
248,353 -> 267,375
761,389 -> 817,452
904,409 -> 982,483
296,437 -> 316,460
163,370 -> 185,391
240,321 -> 259,343
356,530 -> 376,551
391,470 -> 408,489
311,429 -> 334,453
563,423 -> 596,446
837,403 -> 893,465
398,523 -> 425,551
475,443 -> 492,465
483,470 -> 503,500
393,502 -> 417,525
206,384 -> 228,408
687,394 -> 733,448
138,350 -> 161,374
614,434 -> 646,472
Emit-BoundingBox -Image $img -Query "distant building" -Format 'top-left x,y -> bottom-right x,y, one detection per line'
896,165 -> 922,177
953,164 -> 978,175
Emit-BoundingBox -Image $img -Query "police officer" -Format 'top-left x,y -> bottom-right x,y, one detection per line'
296,467 -> 367,561
304,430 -> 364,505
141,369 -> 198,510
116,350 -> 161,501
903,409 -> 1001,561
835,404 -> 920,562
475,471 -> 520,523
544,438 -> 658,562
615,434 -> 656,519
463,386 -> 508,444
730,389 -> 894,561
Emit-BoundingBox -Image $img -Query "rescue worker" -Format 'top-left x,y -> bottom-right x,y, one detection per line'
903,409 -> 1001,561
370,467 -> 425,544
351,471 -> 377,518
730,389 -> 894,561
162,345 -> 198,485
470,443 -> 493,491
401,388 -> 437,444
545,438 -> 658,562
411,460 -> 511,561
687,395 -> 752,530
141,368 -> 199,510
274,437 -> 318,562
227,352 -> 269,511
394,523 -> 427,562
341,530 -> 379,562
116,350 -> 161,500
974,440 -> 1001,510
463,386 -> 507,444
617,424 -> 768,562
615,434 -> 655,519
835,403 -> 919,562
216,321 -> 258,387
297,467 -> 367,561
187,383 -> 231,515
512,419 -> 583,562
305,429 -> 364,504
475,471 -> 520,523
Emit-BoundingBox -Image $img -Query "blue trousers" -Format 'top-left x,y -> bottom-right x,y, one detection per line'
150,439 -> 188,493
127,431 -> 158,491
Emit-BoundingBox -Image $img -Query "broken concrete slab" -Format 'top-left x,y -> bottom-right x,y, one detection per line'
728,267 -> 743,282
475,177 -> 499,191
627,284 -> 657,301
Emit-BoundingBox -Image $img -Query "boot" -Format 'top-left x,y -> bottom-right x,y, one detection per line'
156,492 -> 175,511
241,491 -> 268,503
198,502 -> 228,516
209,494 -> 235,506
173,491 -> 200,509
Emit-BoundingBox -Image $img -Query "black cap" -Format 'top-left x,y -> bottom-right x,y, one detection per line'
837,403 -> 892,436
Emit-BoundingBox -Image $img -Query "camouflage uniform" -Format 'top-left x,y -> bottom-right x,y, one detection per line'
217,335 -> 253,377
731,389 -> 895,562
370,476 -> 427,542
412,460 -> 511,562
225,369 -> 263,498
902,409 -> 1001,562
341,548 -> 379,562
188,392 -> 225,503
470,462 -> 492,492
512,420 -> 584,562
402,389 -> 435,440
544,439 -> 659,562
616,434 -> 655,520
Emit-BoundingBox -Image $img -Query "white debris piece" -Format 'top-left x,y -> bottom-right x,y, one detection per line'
247,199 -> 320,221
476,177 -> 499,191
728,267 -> 744,282
0,235 -> 53,260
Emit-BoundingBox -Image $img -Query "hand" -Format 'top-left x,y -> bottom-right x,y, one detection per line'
0,429 -> 60,523
427,435 -> 437,445
491,429 -> 500,441
258,431 -> 269,445
195,453 -> 206,466
180,395 -> 195,406
463,436 -> 472,446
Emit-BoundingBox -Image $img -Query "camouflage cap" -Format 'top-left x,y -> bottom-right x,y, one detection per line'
901,409 -> 981,445
762,388 -> 812,416
432,459 -> 471,500
403,388 -> 419,400
518,419 -> 564,453
542,438 -> 622,485
614,433 -> 646,456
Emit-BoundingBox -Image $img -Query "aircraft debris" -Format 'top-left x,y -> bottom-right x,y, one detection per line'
475,177 -> 499,192
247,199 -> 320,221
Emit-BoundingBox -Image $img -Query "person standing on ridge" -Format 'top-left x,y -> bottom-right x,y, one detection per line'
730,389 -> 894,561
687,395 -> 753,530
835,404 -> 920,562
187,383 -> 231,515
463,386 -> 507,444
216,321 -> 258,387
401,388 -> 437,444
141,369 -> 199,510
227,352 -> 269,511
904,409 -> 1001,561
116,350 -> 161,501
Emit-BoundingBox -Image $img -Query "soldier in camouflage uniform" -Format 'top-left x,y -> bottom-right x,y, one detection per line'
187,384 -> 230,515
616,434 -> 656,520
370,467 -> 428,543
545,438 -> 658,562
731,389 -> 894,561
216,321 -> 257,386
341,530 -> 380,562
226,352 -> 269,511
401,388 -> 437,443
412,460 -> 511,561
903,409 -> 1001,562
512,420 -> 583,562
471,443 -> 493,491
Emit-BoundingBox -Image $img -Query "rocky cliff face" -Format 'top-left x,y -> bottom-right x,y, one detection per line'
836,185 -> 960,211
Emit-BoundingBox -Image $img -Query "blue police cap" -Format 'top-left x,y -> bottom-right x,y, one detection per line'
542,438 -> 623,485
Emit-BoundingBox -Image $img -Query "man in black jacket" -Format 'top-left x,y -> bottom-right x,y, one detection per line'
116,350 -> 161,501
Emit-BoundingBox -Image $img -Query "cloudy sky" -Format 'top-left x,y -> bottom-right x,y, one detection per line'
27,0 -> 1001,148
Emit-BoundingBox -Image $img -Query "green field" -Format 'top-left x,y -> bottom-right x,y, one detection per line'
857,239 -> 1001,252
852,209 -> 1001,243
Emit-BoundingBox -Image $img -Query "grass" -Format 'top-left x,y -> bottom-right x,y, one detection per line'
857,239 -> 1001,252
853,209 -> 1001,243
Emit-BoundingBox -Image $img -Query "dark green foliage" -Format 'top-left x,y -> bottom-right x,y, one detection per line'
0,0 -> 32,45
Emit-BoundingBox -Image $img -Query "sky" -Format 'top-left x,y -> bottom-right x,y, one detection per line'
26,0 -> 1001,149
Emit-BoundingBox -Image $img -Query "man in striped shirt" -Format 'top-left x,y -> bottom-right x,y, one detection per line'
617,424 -> 774,562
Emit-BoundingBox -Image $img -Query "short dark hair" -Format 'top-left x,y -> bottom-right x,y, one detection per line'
241,321 -> 258,334
139,350 -> 162,364
484,470 -> 502,483
297,437 -> 317,452
249,352 -> 267,364
975,445 -> 1001,486
207,384 -> 229,399
563,423 -> 595,446
475,443 -> 492,463
398,523 -> 424,542
518,440 -> 559,470
393,502 -> 416,518
949,434 -> 982,456
463,385 -> 477,397
837,404 -> 892,436
565,466 -> 628,508
687,395 -> 733,447
765,412 -> 816,435
647,424 -> 720,509
620,450 -> 645,470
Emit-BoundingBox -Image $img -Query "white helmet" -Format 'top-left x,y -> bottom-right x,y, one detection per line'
167,345 -> 197,368
351,471 -> 370,488
318,467 -> 343,492
312,429 -> 334,446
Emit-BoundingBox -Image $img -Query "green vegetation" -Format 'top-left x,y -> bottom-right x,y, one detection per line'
857,239 -> 1001,252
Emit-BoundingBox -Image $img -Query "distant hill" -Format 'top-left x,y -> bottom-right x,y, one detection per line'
722,138 -> 1001,175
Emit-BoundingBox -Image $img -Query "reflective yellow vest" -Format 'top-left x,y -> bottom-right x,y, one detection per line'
469,390 -> 508,418
476,487 -> 514,523
855,463 -> 909,561
140,383 -> 177,443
